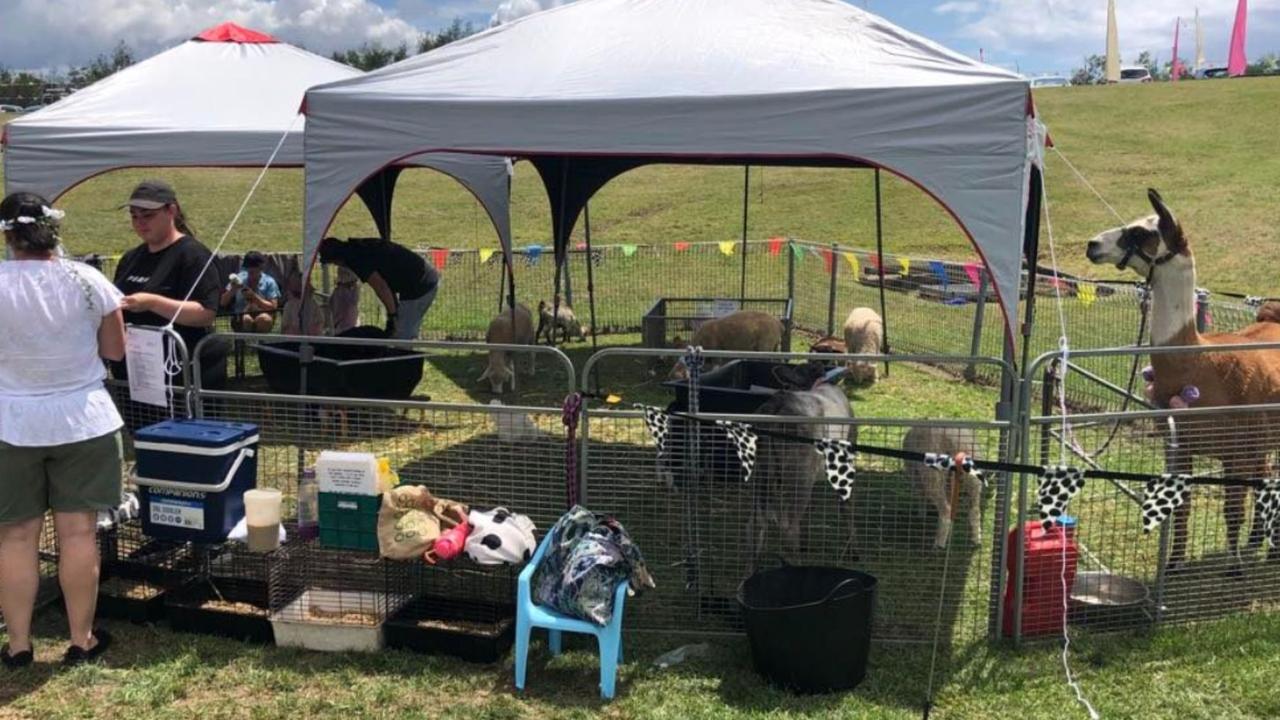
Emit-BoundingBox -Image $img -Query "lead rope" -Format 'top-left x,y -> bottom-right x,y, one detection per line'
562,392 -> 584,508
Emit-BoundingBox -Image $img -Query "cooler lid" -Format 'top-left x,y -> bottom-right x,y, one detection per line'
134,419 -> 259,448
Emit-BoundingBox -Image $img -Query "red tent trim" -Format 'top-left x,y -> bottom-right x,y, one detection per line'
193,22 -> 278,44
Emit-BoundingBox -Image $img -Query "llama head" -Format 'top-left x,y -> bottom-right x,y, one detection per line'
1085,188 -> 1190,278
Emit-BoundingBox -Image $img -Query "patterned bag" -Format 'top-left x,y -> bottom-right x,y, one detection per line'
531,506 -> 655,625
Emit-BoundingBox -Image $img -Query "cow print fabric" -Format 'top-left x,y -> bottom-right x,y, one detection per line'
813,438 -> 857,501
1141,474 -> 1191,533
1038,465 -> 1086,530
716,420 -> 757,483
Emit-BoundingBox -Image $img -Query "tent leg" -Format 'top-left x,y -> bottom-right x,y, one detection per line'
875,169 -> 890,377
740,166 -> 750,303
584,203 -> 600,393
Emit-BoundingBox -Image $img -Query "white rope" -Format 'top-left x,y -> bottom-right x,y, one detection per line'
1050,145 -> 1125,223
1041,165 -> 1102,720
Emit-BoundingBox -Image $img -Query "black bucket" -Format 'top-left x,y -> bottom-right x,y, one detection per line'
737,565 -> 877,693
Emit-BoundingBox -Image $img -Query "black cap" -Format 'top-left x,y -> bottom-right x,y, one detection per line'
120,180 -> 178,210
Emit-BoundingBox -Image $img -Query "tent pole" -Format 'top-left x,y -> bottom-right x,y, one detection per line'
740,166 -> 750,302
551,160 -> 570,349
584,202 -> 600,392
874,169 -> 890,377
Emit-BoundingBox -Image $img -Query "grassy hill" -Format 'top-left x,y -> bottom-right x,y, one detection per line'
3,76 -> 1279,294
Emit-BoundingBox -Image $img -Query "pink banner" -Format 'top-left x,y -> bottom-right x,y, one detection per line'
1172,18 -> 1182,82
1228,0 -> 1248,77
963,262 -> 982,286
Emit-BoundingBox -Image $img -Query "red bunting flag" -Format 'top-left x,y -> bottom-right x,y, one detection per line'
867,254 -> 882,273
963,262 -> 981,286
674,242 -> 691,252
768,237 -> 784,256
821,249 -> 834,273
575,242 -> 588,251
431,248 -> 449,269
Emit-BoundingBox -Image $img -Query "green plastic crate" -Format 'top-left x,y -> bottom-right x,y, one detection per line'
319,492 -> 381,552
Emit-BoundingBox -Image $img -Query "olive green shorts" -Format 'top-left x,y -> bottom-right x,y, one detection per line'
0,431 -> 124,525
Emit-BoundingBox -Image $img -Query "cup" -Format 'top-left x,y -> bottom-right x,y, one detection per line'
244,488 -> 283,553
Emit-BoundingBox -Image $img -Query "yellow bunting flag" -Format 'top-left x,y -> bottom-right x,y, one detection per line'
605,394 -> 622,405
899,257 -> 911,276
842,252 -> 860,276
479,248 -> 496,264
719,241 -> 737,257
1078,283 -> 1097,307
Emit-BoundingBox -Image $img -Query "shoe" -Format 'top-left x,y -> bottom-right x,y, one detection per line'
1,644 -> 34,669
62,628 -> 111,667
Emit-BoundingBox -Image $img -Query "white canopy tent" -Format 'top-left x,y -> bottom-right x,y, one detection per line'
303,0 -> 1046,342
2,22 -> 513,251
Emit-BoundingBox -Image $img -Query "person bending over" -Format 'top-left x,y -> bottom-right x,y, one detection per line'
317,236 -> 439,340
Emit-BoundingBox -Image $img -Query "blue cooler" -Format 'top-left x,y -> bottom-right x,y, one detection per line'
132,419 -> 260,543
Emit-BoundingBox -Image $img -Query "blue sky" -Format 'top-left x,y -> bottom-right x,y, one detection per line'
1,0 -> 1277,76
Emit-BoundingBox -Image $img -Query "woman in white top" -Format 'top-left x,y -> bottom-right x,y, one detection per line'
0,192 -> 126,669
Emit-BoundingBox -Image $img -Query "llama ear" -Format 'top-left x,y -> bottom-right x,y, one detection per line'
1147,188 -> 1184,250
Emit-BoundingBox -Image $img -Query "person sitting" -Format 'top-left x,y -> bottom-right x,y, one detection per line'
220,251 -> 280,333
318,236 -> 439,340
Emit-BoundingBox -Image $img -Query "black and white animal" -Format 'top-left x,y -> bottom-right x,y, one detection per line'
749,382 -> 858,565
536,299 -> 587,344
901,426 -> 983,549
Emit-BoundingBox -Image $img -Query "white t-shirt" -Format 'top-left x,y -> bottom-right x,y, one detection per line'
0,259 -> 124,446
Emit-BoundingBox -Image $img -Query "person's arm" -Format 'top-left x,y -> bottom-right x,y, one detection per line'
98,308 -> 126,361
120,293 -> 216,327
245,287 -> 278,312
366,271 -> 398,316
219,285 -> 237,308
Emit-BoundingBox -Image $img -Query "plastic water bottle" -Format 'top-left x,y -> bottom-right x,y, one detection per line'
296,467 -> 319,540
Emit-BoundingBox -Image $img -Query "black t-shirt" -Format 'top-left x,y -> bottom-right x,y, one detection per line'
113,235 -> 223,365
344,238 -> 438,300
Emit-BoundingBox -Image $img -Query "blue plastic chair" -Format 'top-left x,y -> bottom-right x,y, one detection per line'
514,531 -> 628,699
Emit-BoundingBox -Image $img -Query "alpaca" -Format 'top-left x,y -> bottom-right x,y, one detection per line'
670,310 -> 784,379
901,426 -> 982,548
1085,188 -> 1280,569
843,307 -> 884,385
478,304 -> 536,394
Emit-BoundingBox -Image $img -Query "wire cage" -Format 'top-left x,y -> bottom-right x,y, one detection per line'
641,297 -> 795,351
164,538 -> 293,643
97,519 -> 200,623
268,543 -> 405,652
382,559 -> 518,662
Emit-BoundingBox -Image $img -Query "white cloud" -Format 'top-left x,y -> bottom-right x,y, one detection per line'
490,0 -> 574,26
0,0 -> 424,71
956,0 -> 1280,69
934,2 -> 980,16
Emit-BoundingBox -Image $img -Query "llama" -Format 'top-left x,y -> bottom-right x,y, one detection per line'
1085,188 -> 1280,569
670,310 -> 784,379
478,303 -> 536,393
843,307 -> 884,385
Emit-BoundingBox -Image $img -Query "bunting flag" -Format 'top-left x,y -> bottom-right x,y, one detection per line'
1141,474 -> 1191,533
479,248 -> 496,264
430,248 -> 449,269
524,245 -> 543,265
843,252 -> 860,277
963,262 -> 982,286
813,438 -> 857,501
929,260 -> 949,287
867,253 -> 882,273
575,242 -> 588,251
1256,479 -> 1280,547
821,249 -> 834,273
589,250 -> 605,267
768,237 -> 785,256
719,241 -> 737,257
1078,283 -> 1097,307
923,452 -> 987,488
675,242 -> 691,253
622,244 -> 638,257
1037,466 -> 1086,530
899,257 -> 911,276
637,405 -> 671,460
716,420 -> 758,483
791,243 -> 806,260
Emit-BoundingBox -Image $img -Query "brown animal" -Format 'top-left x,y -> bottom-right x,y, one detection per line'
901,426 -> 983,548
809,336 -> 847,354
478,303 -> 536,394
671,310 -> 784,379
1086,189 -> 1280,569
843,307 -> 884,385
535,299 -> 587,344
1256,301 -> 1280,325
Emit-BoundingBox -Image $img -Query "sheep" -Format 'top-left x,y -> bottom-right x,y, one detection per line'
901,426 -> 983,549
843,307 -> 884,385
477,303 -> 535,394
670,310 -> 784,379
535,299 -> 587,344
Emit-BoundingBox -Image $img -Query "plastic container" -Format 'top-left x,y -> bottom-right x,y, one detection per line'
296,468 -> 319,541
133,419 -> 259,543
737,565 -> 878,693
1002,516 -> 1078,638
244,488 -> 283,553
319,492 -> 381,551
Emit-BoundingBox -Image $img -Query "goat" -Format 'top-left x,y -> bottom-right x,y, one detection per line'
843,307 -> 884,385
478,303 -> 536,394
901,426 -> 982,548
671,310 -> 784,379
535,299 -> 587,344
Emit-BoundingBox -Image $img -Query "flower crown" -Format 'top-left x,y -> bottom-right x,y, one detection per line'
0,205 -> 65,232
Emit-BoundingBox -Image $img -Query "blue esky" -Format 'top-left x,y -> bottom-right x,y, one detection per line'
1,0 -> 1277,76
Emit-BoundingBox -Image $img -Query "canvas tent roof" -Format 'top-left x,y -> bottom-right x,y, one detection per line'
303,0 -> 1044,335
2,22 -> 512,250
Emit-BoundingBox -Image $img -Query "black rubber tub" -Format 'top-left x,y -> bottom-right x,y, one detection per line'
738,565 -> 877,693
256,326 -> 425,399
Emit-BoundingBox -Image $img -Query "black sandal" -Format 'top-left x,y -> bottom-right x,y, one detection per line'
62,628 -> 111,667
1,644 -> 34,669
